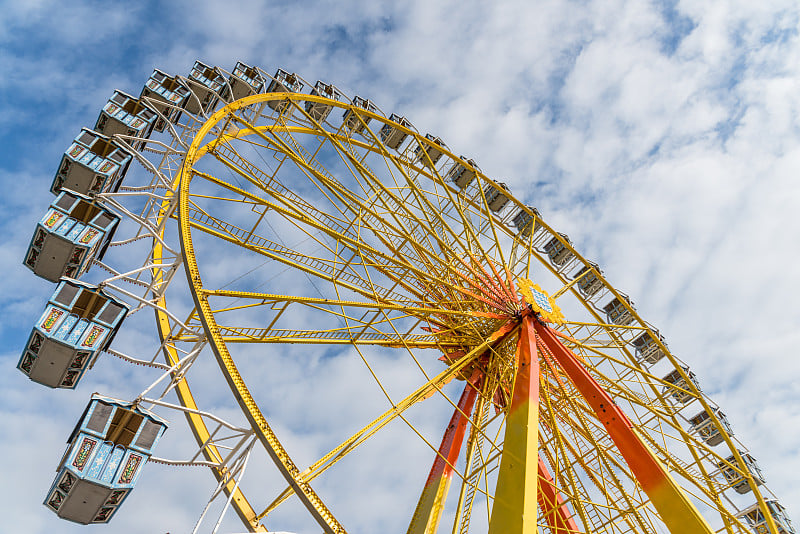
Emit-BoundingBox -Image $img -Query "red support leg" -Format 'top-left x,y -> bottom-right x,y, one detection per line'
407,380 -> 479,534
534,321 -> 713,534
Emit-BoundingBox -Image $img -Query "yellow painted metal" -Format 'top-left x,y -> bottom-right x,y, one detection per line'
488,317 -> 539,533
142,89 -> 779,534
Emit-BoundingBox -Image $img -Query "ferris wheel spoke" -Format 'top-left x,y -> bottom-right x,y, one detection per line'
255,323 -> 514,521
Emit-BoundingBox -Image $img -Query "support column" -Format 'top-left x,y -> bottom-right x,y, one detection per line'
537,456 -> 581,534
535,321 -> 713,534
407,380 -> 479,534
488,316 -> 540,533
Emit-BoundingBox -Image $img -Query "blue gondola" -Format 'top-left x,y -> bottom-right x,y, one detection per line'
51,128 -> 132,196
305,80 -> 341,122
448,156 -> 479,188
603,293 -> 635,325
139,69 -> 190,132
379,113 -> 412,150
688,407 -> 733,446
718,451 -> 765,494
94,90 -> 157,150
738,500 -> 795,534
266,68 -> 304,113
414,133 -> 447,168
343,96 -> 377,134
18,279 -> 128,388
24,190 -> 119,282
483,181 -> 510,212
631,327 -> 667,365
186,60 -> 228,114
228,61 -> 265,101
44,394 -> 167,524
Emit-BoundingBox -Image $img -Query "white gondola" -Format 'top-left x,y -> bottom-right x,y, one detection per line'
631,327 -> 667,365
94,90 -> 157,150
737,500 -> 795,534
185,60 -> 228,114
266,69 -> 303,113
51,129 -> 132,196
603,293 -> 634,325
305,81 -> 341,122
544,233 -> 574,267
414,134 -> 446,168
718,452 -> 765,494
18,279 -> 128,389
228,61 -> 266,100
688,407 -> 733,446
379,113 -> 412,149
24,190 -> 119,282
139,69 -> 190,132
44,395 -> 167,525
574,262 -> 603,297
512,206 -> 540,238
661,367 -> 701,403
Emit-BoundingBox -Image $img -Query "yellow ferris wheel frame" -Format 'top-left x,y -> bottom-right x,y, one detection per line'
148,90 -> 780,534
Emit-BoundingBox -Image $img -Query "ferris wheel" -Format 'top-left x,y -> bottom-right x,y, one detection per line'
16,60 -> 795,534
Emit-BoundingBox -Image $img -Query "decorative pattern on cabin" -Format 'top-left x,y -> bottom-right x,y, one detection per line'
93,506 -> 114,523
58,472 -> 76,494
43,210 -> 64,229
118,454 -> 142,484
81,326 -> 105,348
41,308 -> 64,332
72,437 -> 97,470
78,228 -> 99,245
47,491 -> 64,511
106,490 -> 126,506
29,332 -> 43,354
70,351 -> 90,368
20,353 -> 35,374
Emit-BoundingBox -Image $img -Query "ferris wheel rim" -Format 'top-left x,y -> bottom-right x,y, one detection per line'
159,90 -> 776,533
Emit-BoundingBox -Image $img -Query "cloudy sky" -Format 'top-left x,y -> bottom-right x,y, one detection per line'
1,0 -> 799,532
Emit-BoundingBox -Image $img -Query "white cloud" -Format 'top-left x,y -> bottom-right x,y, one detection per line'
2,0 -> 800,531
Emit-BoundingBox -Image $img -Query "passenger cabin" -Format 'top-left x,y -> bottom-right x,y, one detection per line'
51,129 -> 132,196
305,81 -> 341,122
343,96 -> 378,134
229,62 -> 266,101
544,233 -> 574,267
603,293 -> 634,325
575,262 -> 603,297
25,191 -> 119,282
483,182 -> 510,212
414,134 -> 446,168
94,90 -> 156,150
631,328 -> 667,365
44,394 -> 167,525
661,367 -> 700,403
718,452 -> 765,494
185,61 -> 227,114
738,501 -> 795,534
139,69 -> 190,132
448,157 -> 479,189
380,113 -> 411,149
266,69 -> 303,113
689,407 -> 733,446
18,279 -> 128,389
512,206 -> 541,239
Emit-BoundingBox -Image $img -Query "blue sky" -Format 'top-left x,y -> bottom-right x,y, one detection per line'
2,1 -> 800,532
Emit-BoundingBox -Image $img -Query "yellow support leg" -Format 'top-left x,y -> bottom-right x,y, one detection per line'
489,316 -> 540,533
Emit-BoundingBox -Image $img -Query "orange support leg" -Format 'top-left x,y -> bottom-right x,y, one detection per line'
489,316 -> 540,533
407,380 -> 479,534
534,321 -> 713,534
538,456 -> 581,533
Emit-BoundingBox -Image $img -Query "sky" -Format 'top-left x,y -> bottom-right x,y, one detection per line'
1,0 -> 799,532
